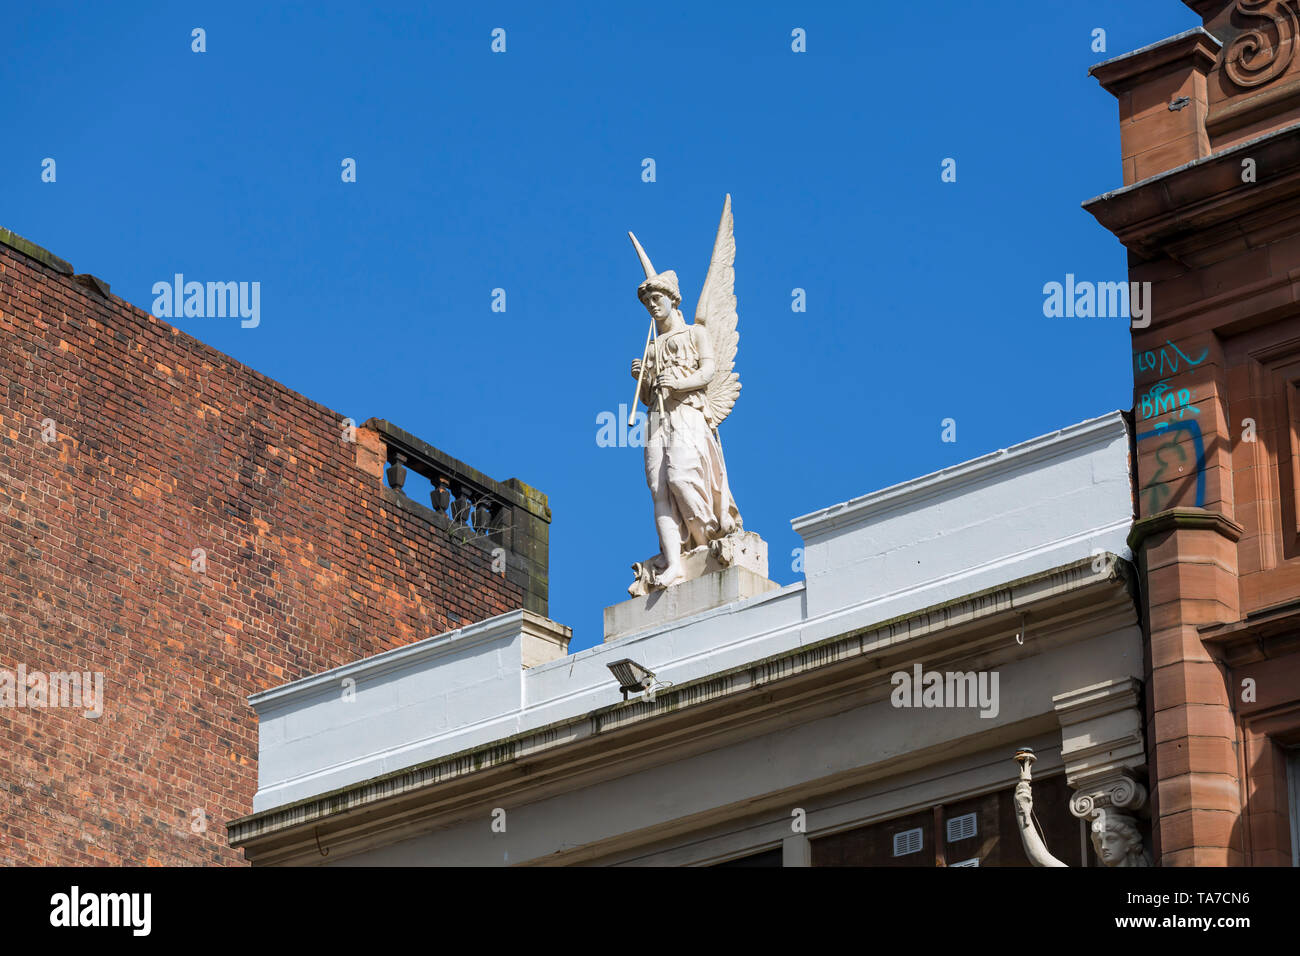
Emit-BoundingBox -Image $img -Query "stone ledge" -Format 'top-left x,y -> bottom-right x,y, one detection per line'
0,225 -> 73,275
1127,507 -> 1245,552
1088,27 -> 1220,93
72,273 -> 112,297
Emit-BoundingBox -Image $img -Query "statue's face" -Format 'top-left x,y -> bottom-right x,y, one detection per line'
1094,826 -> 1136,865
644,291 -> 673,321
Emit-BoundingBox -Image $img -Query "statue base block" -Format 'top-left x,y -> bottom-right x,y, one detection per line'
604,563 -> 780,643
626,530 -> 769,596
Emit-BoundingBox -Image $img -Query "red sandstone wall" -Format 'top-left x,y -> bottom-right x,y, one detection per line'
1089,0 -> 1300,866
0,242 -> 524,864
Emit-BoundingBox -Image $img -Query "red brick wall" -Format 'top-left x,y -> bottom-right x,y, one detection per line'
0,240 -> 525,864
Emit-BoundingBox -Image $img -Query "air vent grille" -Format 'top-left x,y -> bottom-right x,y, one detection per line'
892,827 -> 923,856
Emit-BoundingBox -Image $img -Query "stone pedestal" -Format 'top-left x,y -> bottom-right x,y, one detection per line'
606,531 -> 779,642
605,565 -> 779,642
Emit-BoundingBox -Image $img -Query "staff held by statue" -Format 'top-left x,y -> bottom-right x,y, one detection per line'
627,231 -> 666,425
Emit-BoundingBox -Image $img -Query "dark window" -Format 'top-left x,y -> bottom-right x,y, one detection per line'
811,773 -> 1084,867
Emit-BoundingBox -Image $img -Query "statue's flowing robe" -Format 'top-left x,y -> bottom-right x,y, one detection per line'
643,326 -> 741,550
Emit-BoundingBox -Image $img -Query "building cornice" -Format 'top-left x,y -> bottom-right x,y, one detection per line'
1088,28 -> 1221,95
227,554 -> 1138,863
1082,123 -> 1300,262
1200,596 -> 1300,666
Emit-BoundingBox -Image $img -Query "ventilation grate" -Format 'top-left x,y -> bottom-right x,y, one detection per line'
946,812 -> 977,842
892,827 -> 923,857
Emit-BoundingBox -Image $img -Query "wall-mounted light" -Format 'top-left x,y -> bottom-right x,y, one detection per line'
607,659 -> 656,700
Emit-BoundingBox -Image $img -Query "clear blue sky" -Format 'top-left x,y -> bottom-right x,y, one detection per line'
5,1 -> 1197,651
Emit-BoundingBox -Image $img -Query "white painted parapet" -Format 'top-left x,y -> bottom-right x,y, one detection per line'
792,411 -> 1133,622
251,610 -> 569,811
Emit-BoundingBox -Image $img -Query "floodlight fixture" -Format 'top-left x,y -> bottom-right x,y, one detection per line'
607,658 -> 656,700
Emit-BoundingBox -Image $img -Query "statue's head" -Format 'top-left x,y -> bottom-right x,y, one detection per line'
1090,812 -> 1148,867
638,270 -> 681,321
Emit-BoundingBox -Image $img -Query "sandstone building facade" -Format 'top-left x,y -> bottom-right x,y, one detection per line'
1087,0 -> 1300,866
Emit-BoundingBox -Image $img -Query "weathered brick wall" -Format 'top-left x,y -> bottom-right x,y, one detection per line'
0,236 -> 527,864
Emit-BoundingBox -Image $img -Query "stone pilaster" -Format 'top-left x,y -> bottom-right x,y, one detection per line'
1128,508 -> 1244,865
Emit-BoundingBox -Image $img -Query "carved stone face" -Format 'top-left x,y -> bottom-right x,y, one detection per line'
644,290 -> 673,322
1093,823 -> 1140,865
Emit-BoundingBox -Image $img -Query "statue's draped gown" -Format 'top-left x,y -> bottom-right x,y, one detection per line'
643,325 -> 741,550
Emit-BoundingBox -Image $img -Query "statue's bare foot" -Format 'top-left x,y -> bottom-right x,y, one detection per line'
656,563 -> 686,589
720,515 -> 736,536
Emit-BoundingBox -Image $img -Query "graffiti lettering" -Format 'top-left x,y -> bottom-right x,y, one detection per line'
1133,340 -> 1209,379
1139,380 -> 1199,421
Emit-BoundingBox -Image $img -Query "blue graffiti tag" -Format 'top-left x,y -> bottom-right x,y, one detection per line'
1139,380 -> 1200,420
1133,340 -> 1209,378
1135,420 -> 1205,510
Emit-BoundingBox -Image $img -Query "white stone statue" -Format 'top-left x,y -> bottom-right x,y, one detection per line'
1088,811 -> 1150,867
1012,749 -> 1152,867
625,195 -> 745,593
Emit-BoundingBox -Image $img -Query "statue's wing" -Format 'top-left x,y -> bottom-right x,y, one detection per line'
693,194 -> 741,429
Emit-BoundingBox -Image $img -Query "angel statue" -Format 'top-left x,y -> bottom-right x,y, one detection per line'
625,194 -> 744,593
